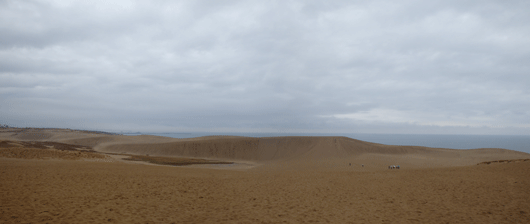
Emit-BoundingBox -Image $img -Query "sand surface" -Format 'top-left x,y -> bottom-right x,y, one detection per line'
1,128 -> 530,223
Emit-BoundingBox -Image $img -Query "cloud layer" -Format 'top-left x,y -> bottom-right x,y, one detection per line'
1,0 -> 529,134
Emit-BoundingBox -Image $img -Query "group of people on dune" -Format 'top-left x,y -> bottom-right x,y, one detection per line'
389,165 -> 400,169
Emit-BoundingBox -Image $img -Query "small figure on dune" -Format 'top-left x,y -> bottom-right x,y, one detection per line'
349,163 -> 351,166
361,164 -> 364,167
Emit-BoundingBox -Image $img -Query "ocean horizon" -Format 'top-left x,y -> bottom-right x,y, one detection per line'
126,132 -> 530,154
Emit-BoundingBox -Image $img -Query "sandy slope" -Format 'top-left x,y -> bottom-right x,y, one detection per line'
1,158 -> 529,223
2,128 -> 530,223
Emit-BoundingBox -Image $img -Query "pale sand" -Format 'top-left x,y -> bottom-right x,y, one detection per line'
1,128 -> 530,223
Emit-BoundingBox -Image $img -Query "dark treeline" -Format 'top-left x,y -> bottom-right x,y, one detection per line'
0,125 -> 121,136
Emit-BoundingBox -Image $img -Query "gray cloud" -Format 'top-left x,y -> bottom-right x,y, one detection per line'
1,0 -> 529,134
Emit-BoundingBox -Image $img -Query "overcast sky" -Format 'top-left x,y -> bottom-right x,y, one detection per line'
1,0 -> 529,135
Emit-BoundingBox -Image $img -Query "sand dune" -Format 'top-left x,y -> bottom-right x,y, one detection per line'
0,140 -> 111,161
66,136 -> 530,168
2,128 -> 529,169
2,127 -> 530,223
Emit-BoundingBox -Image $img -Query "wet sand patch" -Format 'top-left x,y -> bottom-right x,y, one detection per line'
121,154 -> 234,166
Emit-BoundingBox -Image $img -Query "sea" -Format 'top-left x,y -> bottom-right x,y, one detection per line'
127,132 -> 530,154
